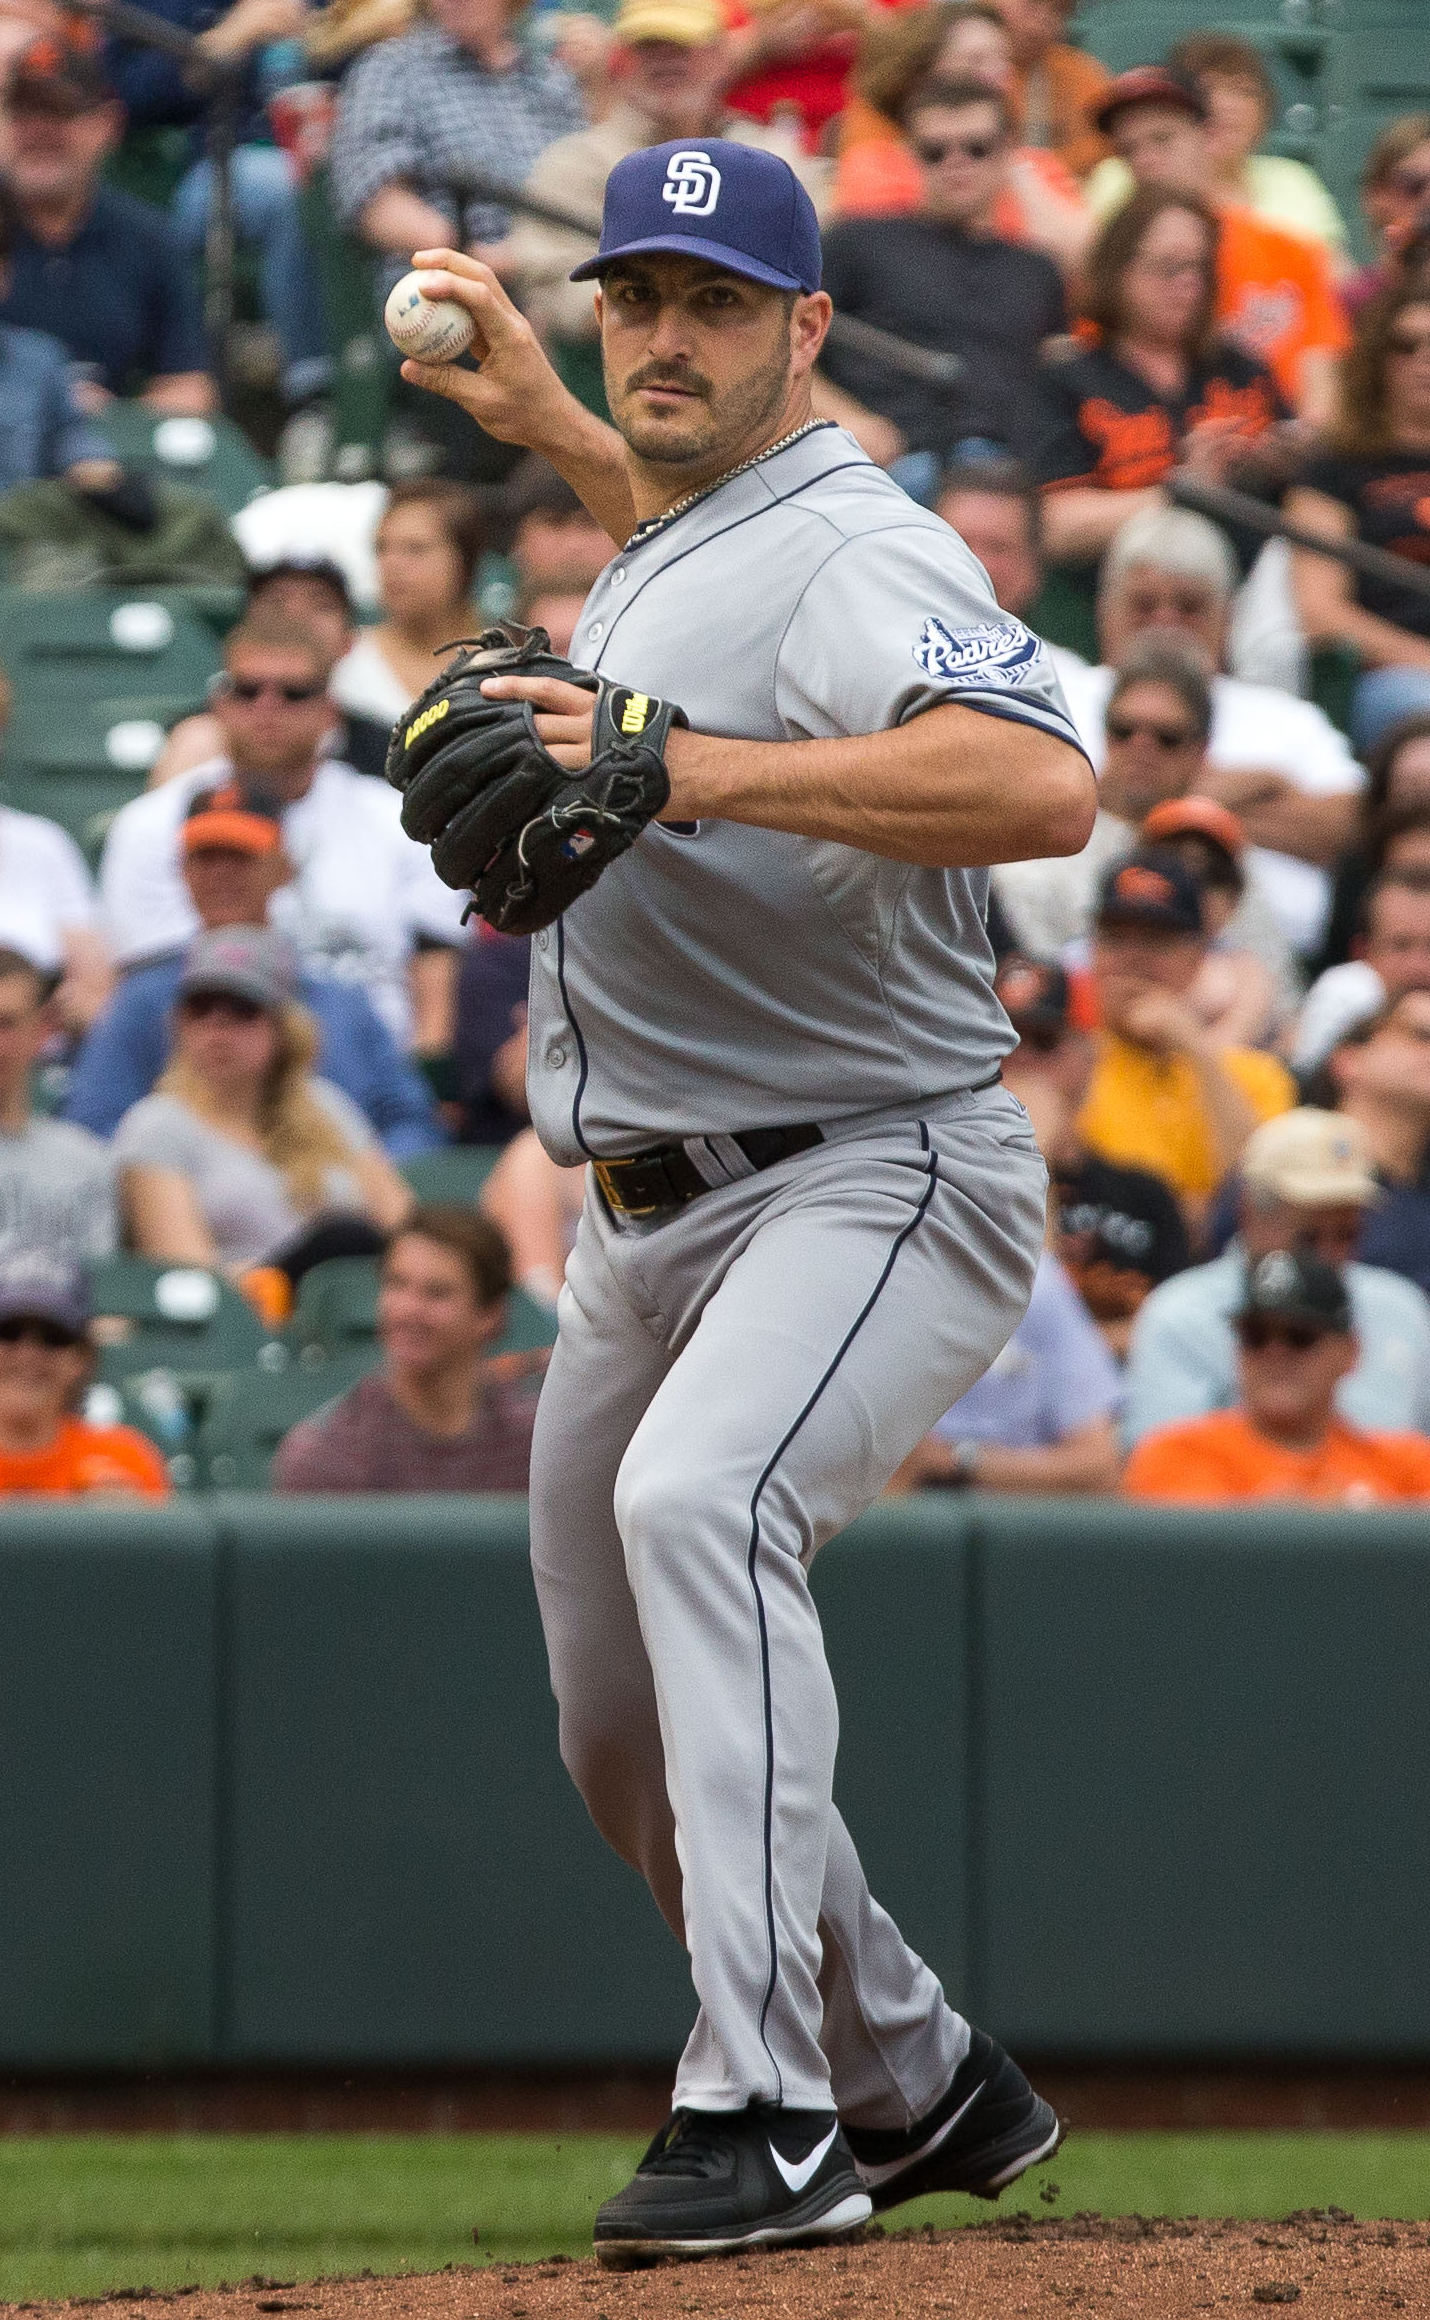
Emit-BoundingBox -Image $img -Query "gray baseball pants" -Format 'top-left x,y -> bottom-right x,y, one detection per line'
528,1087 -> 1045,2120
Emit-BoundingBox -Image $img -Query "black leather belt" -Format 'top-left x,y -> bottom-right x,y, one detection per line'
593,1123 -> 825,1220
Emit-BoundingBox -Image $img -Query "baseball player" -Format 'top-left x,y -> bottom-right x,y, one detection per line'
386,140 -> 1095,2265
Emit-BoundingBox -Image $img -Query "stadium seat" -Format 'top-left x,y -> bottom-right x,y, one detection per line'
97,402 -> 274,522
0,586 -> 221,855
197,1354 -> 377,1488
90,1255 -> 281,1382
399,1145 -> 506,1204
289,1255 -> 381,1359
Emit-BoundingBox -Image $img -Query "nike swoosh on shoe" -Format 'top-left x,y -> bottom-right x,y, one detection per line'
851,2081 -> 986,2190
768,2121 -> 840,2193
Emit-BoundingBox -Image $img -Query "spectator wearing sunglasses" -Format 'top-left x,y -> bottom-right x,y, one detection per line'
114,927 -> 412,1285
995,637 -> 1294,1016
99,611 -> 467,1054
1123,1108 -> 1430,1448
1123,1247 -> 1430,1502
0,1254 -> 169,1498
817,75 -> 1067,483
1033,508 -> 1364,959
1286,282 -> 1430,759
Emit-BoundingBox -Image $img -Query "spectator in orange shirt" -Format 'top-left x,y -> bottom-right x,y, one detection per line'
1091,66 -> 1347,421
1123,1247 -> 1430,1503
989,0 -> 1110,179
0,1254 -> 170,1497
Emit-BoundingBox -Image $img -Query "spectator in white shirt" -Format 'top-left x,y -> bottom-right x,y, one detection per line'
1038,506 -> 1365,957
0,660 -> 109,1031
100,611 -> 466,1054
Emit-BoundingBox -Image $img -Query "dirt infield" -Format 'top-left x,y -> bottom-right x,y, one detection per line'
10,2214 -> 1428,2320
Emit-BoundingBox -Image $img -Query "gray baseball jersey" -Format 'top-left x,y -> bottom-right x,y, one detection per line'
521,419 -> 1080,2127
526,423 -> 1085,1163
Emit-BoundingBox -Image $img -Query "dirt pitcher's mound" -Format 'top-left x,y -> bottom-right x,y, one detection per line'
10,2214 -> 1430,2320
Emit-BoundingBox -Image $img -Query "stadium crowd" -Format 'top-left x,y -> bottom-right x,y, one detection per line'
0,0 -> 1429,1502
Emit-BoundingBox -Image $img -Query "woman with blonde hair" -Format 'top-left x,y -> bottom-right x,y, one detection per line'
115,926 -> 411,1289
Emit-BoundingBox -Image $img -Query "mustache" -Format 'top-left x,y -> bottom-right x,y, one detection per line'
622,361 -> 714,400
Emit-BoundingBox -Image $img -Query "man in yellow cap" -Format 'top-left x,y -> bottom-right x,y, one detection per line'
507,0 -> 829,354
1123,1105 -> 1430,1445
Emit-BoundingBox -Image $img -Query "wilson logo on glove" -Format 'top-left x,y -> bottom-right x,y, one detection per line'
384,622 -> 687,937
617,691 -> 653,736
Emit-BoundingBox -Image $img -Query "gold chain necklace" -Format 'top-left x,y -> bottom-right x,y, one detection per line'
627,418 -> 833,548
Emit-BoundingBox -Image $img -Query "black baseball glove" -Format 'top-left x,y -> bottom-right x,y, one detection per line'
386,623 -> 687,936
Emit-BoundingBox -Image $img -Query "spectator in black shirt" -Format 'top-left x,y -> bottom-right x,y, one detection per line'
0,34 -> 212,411
1288,280 -> 1430,756
817,74 -> 1066,492
995,951 -> 1191,1356
1037,186 -> 1287,567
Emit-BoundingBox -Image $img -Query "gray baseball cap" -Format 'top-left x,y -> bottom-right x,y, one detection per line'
0,1253 -> 91,1339
179,925 -> 298,1012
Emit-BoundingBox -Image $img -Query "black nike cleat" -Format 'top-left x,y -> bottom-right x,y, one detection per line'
843,2027 -> 1062,2213
593,2102 -> 873,2266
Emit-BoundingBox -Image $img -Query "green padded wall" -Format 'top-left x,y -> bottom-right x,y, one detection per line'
3,1494 -> 1430,2070
816,1502 -> 976,2010
973,1501 -> 1430,2055
0,1503 -> 218,2066
216,1495 -> 693,2062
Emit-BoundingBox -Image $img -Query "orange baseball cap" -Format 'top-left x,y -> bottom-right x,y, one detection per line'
182,781 -> 285,858
1142,795 -> 1246,862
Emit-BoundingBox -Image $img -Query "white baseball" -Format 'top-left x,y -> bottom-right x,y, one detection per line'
384,272 -> 476,363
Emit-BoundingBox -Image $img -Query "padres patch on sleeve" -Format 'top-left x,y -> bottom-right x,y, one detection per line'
913,616 -> 1044,686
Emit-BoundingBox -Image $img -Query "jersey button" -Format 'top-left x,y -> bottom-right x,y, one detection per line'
548,1043 -> 568,1069
611,568 -> 627,586
587,621 -> 605,642
536,930 -> 549,952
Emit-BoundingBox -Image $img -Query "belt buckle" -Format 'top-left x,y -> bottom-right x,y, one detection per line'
594,1156 -> 668,1219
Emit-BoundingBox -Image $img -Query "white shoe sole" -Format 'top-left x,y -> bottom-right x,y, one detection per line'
594,2189 -> 872,2267
980,2113 -> 1063,2194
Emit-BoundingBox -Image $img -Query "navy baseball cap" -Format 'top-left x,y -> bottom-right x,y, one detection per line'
1095,846 -> 1204,936
570,138 -> 822,293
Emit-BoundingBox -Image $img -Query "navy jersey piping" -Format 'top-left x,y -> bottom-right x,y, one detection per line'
554,917 -> 595,1158
933,690 -> 1092,764
745,1121 -> 940,2101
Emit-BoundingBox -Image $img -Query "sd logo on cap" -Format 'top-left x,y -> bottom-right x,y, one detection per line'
570,137 -> 822,294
